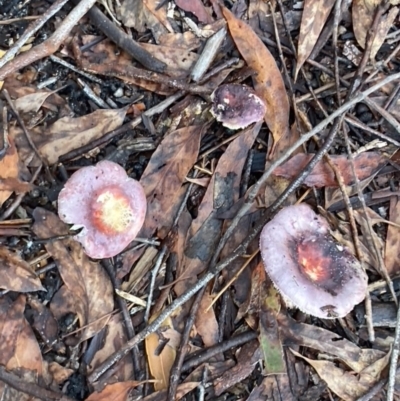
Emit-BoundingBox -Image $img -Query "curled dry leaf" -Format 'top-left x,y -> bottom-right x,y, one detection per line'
10,108 -> 127,166
273,152 -> 386,187
0,247 -> 43,292
222,7 -> 290,149
353,0 -> 399,59
32,208 -> 114,342
145,315 -> 177,391
295,0 -> 336,78
0,138 -> 29,207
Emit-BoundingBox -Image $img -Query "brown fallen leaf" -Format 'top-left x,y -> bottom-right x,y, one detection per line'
174,124 -> 260,298
291,348 -> 390,401
353,0 -> 399,59
89,314 -> 134,383
0,247 -> 43,292
222,7 -> 290,150
140,125 -> 203,240
143,0 -> 174,33
14,90 -> 56,114
175,0 -> 213,23
85,381 -> 141,401
295,0 -> 336,78
119,0 -> 168,42
145,315 -> 178,391
279,315 -> 385,373
195,284 -> 219,347
10,107 -> 127,166
141,382 -> 199,401
273,152 -> 387,187
0,138 -> 27,207
385,196 -> 400,276
0,295 -> 43,372
32,208 -> 114,342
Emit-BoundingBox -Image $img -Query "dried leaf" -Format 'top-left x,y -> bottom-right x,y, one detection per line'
353,0 -> 399,58
291,349 -> 389,401
174,124 -> 260,297
385,196 -> 400,276
14,91 -> 54,114
0,247 -> 43,292
139,125 -> 203,240
85,381 -> 141,401
11,108 -> 127,166
0,138 -> 26,206
273,152 -> 386,187
296,0 -> 335,78
119,0 -> 168,41
143,0 -> 174,32
145,315 -> 177,391
222,7 -> 290,148
279,315 -> 385,373
195,285 -> 219,347
174,0 -> 213,23
89,314 -> 134,383
0,295 -> 43,372
32,208 -> 114,342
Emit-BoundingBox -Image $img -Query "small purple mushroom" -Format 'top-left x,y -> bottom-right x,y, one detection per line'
58,160 -> 147,259
211,84 -> 266,129
259,204 -> 368,319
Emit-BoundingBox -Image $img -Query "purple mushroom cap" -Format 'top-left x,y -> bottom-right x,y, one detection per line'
211,84 -> 266,129
259,204 -> 368,319
58,160 -> 147,259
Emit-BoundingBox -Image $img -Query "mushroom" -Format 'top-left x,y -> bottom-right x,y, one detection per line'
211,84 -> 266,129
58,160 -> 147,259
259,204 -> 368,319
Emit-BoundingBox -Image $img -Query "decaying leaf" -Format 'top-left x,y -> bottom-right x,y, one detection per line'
279,315 -> 385,373
296,0 -> 336,78
195,285 -> 219,347
222,7 -> 290,148
32,208 -> 114,342
145,315 -> 178,391
143,0 -> 174,33
0,138 -> 28,206
10,108 -> 127,166
353,0 -> 399,59
175,0 -> 213,23
273,152 -> 386,187
85,381 -> 141,401
0,247 -> 43,292
174,124 -> 260,298
139,125 -> 203,240
291,348 -> 390,401
88,314 -> 134,383
385,195 -> 400,276
259,276 -> 285,374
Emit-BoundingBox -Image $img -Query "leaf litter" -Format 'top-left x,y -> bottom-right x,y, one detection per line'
0,0 -> 400,400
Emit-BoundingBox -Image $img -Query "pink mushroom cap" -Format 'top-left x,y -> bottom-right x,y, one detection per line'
211,84 -> 266,129
259,204 -> 368,319
58,160 -> 147,259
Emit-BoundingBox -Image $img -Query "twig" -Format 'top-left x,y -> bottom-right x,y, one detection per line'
0,0 -> 70,70
387,300 -> 400,401
0,0 -> 98,81
167,286 -> 207,401
325,155 -> 375,342
88,71 -> 400,383
59,91 -> 185,162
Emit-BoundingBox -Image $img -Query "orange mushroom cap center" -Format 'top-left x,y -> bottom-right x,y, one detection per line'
90,185 -> 134,234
